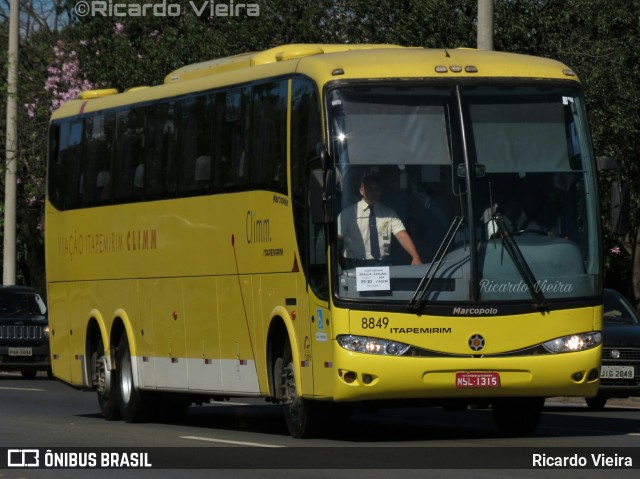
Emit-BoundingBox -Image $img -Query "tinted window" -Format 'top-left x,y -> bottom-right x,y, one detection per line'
48,78 -> 290,210
0,291 -> 46,317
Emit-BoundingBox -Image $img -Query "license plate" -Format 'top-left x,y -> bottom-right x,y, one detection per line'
9,347 -> 32,357
601,365 -> 634,379
456,371 -> 501,388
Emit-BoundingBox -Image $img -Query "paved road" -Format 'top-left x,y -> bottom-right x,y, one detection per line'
1,372 -> 639,479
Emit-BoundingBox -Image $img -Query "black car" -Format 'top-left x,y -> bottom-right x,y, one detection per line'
0,286 -> 50,379
586,288 -> 640,410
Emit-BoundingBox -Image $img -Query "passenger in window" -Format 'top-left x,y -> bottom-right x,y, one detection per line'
195,155 -> 211,190
484,195 -> 544,237
338,173 -> 422,266
133,164 -> 144,196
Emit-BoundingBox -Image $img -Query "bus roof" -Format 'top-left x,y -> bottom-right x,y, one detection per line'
51,44 -> 579,120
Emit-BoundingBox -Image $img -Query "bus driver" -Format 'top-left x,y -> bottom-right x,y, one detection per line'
338,173 -> 422,266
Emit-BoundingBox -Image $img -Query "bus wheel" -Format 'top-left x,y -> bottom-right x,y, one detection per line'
492,397 -> 544,436
95,342 -> 120,421
277,338 -> 322,438
115,334 -> 147,423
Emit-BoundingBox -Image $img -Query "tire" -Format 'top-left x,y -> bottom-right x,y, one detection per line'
95,341 -> 121,420
278,338 -> 324,438
585,395 -> 608,411
115,334 -> 148,423
492,397 -> 544,436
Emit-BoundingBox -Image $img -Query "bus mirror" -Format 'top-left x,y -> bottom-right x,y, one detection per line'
610,180 -> 630,236
309,169 -> 334,224
597,156 -> 620,172
317,143 -> 331,171
598,156 -> 629,235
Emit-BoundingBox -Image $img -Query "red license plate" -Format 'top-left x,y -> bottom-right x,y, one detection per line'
456,371 -> 501,388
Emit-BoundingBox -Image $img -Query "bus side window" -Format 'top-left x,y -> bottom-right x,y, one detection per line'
58,120 -> 83,210
177,94 -> 214,196
291,77 -> 326,299
113,110 -> 134,201
218,88 -> 247,189
250,80 -> 287,194
83,113 -> 114,205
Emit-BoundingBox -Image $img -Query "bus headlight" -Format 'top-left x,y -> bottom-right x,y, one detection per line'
43,325 -> 50,339
337,335 -> 411,356
542,332 -> 601,353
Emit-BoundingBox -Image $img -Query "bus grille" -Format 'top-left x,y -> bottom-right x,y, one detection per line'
602,348 -> 640,361
0,325 -> 46,340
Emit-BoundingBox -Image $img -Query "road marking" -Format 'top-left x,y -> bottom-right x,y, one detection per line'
0,386 -> 45,392
180,436 -> 284,448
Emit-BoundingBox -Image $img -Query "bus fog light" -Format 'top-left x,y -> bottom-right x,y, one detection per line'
362,374 -> 373,385
343,371 -> 357,384
572,372 -> 584,382
587,369 -> 598,381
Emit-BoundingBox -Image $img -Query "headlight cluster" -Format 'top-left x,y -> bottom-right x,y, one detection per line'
543,332 -> 601,353
337,334 -> 410,356
43,325 -> 50,339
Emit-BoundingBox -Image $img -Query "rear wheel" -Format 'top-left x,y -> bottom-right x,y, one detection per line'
115,334 -> 148,422
492,397 -> 544,436
95,341 -> 120,420
277,338 -> 325,438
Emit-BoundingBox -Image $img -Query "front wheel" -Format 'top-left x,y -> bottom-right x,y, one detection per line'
492,397 -> 544,436
585,394 -> 608,411
115,334 -> 148,423
277,338 -> 325,438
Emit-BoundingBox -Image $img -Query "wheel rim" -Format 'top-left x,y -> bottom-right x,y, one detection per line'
120,348 -> 133,404
282,361 -> 301,417
96,355 -> 111,398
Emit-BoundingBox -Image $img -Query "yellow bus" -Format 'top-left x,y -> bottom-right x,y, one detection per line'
46,44 -> 604,438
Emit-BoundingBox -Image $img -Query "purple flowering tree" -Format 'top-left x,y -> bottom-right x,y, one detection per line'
25,41 -> 95,116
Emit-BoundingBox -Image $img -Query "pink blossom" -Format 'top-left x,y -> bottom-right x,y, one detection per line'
24,102 -> 37,118
610,246 -> 621,255
114,23 -> 125,34
45,41 -> 95,112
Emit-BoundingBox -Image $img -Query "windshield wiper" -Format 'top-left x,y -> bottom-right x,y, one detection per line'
492,215 -> 549,313
408,216 -> 463,311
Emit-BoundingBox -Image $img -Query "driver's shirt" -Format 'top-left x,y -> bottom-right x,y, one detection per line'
337,200 -> 406,260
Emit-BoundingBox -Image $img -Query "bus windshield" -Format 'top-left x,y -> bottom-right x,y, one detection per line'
329,83 -> 600,307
